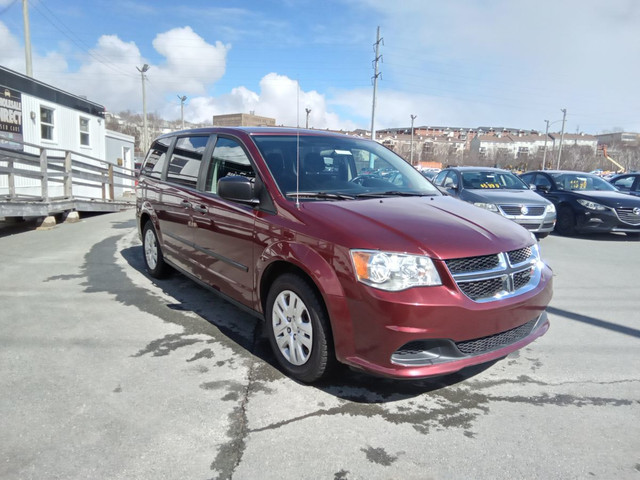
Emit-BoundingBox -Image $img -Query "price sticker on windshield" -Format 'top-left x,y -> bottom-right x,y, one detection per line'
569,178 -> 587,190
480,183 -> 500,189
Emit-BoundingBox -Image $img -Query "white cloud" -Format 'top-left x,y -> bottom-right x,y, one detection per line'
151,26 -> 230,95
0,21 -> 351,131
176,73 -> 355,131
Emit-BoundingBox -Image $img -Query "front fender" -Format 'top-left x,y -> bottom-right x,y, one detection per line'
259,240 -> 345,298
257,241 -> 354,363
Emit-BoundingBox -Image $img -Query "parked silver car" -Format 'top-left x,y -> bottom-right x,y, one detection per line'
433,167 -> 556,238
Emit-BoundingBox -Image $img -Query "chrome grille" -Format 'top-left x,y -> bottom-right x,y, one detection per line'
500,205 -> 546,216
457,277 -> 505,301
445,254 -> 499,274
513,269 -> 532,290
615,207 -> 640,226
456,319 -> 537,355
445,245 -> 542,303
508,246 -> 532,265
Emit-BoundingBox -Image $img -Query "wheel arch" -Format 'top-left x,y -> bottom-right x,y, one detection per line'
258,242 -> 352,362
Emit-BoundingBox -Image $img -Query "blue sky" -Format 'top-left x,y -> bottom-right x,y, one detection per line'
1,0 -> 639,133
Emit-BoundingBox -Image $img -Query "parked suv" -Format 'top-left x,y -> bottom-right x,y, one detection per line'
136,127 -> 553,383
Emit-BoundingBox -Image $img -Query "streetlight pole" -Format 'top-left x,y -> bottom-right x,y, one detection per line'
22,0 -> 33,77
137,64 -> 150,153
178,95 -> 187,129
305,108 -> 311,129
542,120 -> 550,170
556,108 -> 567,169
410,114 -> 417,166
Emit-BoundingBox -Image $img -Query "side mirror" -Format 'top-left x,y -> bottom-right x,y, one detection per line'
218,176 -> 260,205
536,185 -> 550,193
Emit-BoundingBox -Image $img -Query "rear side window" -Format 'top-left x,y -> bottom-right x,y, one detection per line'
141,137 -> 170,179
205,137 -> 255,193
166,136 -> 209,188
612,176 -> 633,190
534,174 -> 552,189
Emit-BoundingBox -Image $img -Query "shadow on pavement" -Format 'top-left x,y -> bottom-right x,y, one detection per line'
547,306 -> 640,339
119,241 -> 502,403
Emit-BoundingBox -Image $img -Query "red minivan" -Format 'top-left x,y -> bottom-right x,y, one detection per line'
136,127 -> 552,383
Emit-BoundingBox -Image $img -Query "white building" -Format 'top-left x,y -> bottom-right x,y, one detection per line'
1,66 -> 135,198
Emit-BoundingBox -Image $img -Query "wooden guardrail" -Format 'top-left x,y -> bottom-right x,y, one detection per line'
0,139 -> 136,217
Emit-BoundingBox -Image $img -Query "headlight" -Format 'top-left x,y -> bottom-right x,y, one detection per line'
545,203 -> 556,213
576,199 -> 607,211
473,202 -> 499,213
350,250 -> 442,291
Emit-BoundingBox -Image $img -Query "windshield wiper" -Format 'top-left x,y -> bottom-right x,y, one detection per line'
355,190 -> 431,198
287,191 -> 356,200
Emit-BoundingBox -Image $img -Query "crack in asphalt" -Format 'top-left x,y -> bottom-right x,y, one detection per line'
208,321 -> 260,480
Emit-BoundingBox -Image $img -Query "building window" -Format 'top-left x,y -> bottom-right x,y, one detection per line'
80,117 -> 90,146
40,106 -> 54,140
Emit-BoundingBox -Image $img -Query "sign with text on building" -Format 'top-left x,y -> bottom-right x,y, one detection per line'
0,86 -> 23,150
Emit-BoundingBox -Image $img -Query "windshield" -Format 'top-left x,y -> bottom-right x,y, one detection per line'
252,134 -> 441,199
461,170 -> 528,190
549,172 -> 617,191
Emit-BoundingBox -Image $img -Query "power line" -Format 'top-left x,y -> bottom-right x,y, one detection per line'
27,0 -> 137,78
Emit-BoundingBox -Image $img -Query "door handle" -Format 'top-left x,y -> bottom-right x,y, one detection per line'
194,205 -> 208,214
181,200 -> 192,209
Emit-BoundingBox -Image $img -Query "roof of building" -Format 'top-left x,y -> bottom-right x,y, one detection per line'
1,65 -> 105,117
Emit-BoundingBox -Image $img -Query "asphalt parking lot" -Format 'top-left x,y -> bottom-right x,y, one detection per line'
1,210 -> 638,480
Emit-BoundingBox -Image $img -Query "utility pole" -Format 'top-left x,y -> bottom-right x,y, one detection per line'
410,114 -> 417,166
305,107 -> 311,129
22,0 -> 33,77
370,26 -> 383,141
137,64 -> 150,153
178,95 -> 187,129
542,119 -> 550,170
556,108 -> 567,169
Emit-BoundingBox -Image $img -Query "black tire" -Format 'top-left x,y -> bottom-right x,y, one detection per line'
265,273 -> 336,383
142,221 -> 170,278
555,206 -> 576,236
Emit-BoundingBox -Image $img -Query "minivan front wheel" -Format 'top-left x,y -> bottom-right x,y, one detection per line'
265,273 -> 335,383
142,221 -> 170,278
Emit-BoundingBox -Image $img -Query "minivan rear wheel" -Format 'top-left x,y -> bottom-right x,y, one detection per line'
265,273 -> 335,383
142,221 -> 170,278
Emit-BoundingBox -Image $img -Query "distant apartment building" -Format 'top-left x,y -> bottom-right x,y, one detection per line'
470,131 -> 597,166
212,113 -> 276,127
595,132 -> 639,147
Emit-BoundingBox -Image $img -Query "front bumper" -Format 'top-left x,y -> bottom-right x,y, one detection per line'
575,207 -> 640,233
331,264 -> 553,379
502,211 -> 556,234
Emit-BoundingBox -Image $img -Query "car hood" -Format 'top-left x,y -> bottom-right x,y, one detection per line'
572,190 -> 640,208
294,196 -> 534,260
461,189 -> 550,205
